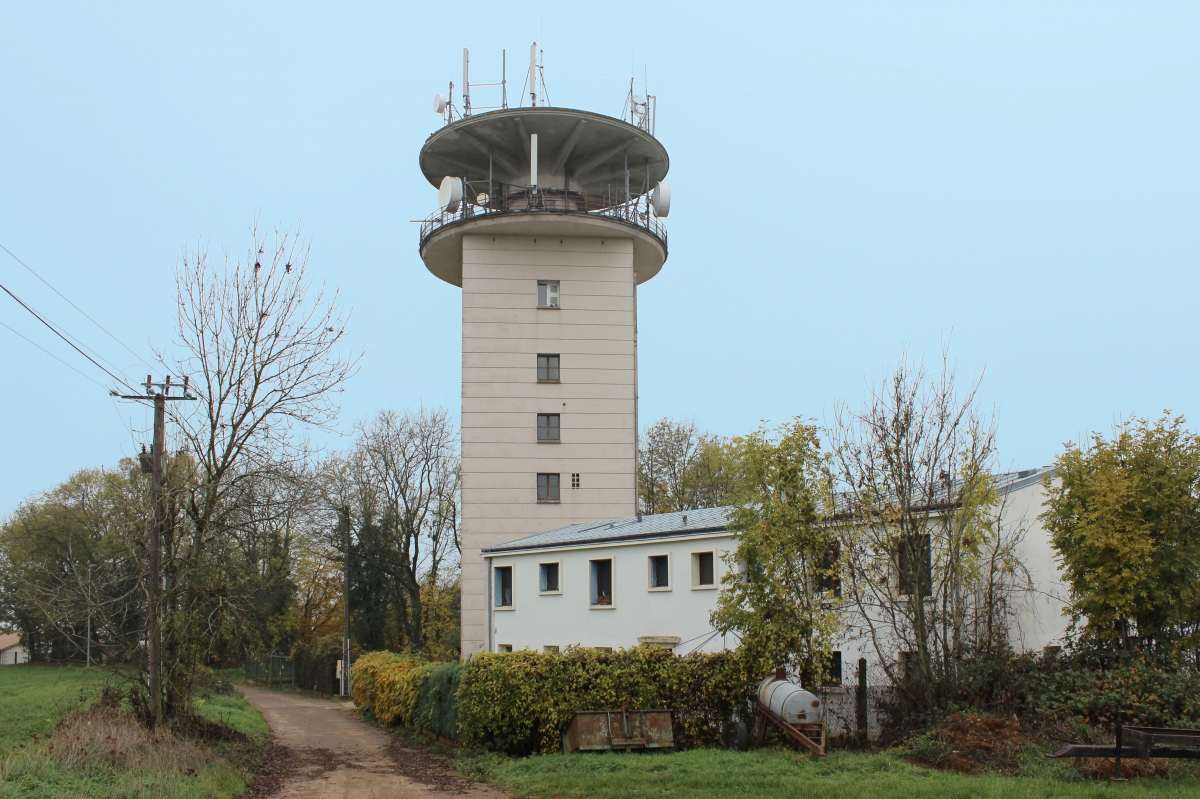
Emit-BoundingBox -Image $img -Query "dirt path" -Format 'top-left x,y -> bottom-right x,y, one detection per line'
239,684 -> 506,798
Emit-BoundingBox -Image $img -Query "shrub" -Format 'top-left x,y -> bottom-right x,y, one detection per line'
456,646 -> 760,755
413,661 -> 465,740
350,651 -> 424,725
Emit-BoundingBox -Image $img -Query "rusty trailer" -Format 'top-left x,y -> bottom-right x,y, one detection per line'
1048,714 -> 1200,781
563,703 -> 674,753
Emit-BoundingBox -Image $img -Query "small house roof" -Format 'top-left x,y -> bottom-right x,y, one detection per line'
0,633 -> 22,652
481,467 -> 1054,556
483,506 -> 733,555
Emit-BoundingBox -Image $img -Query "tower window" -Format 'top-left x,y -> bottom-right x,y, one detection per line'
571,473 -> 580,488
537,413 -> 560,441
537,354 -> 560,382
537,473 -> 560,502
537,281 -> 559,308
494,566 -> 513,608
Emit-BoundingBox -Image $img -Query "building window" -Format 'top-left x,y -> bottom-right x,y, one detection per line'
544,645 -> 560,653
540,562 -> 561,593
590,559 -> 613,606
537,281 -> 559,307
537,413 -> 560,441
537,473 -> 560,502
571,473 -> 580,488
692,551 -> 716,588
494,566 -> 513,608
818,541 -> 841,597
593,646 -> 613,653
498,644 -> 513,652
824,651 -> 843,686
898,534 -> 932,597
648,555 -> 670,589
537,354 -> 560,382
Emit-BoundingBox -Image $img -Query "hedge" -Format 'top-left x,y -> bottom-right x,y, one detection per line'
350,650 -> 425,725
457,646 -> 760,755
412,660 -> 465,741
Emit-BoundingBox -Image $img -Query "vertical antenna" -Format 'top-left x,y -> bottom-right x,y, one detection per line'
462,48 -> 471,117
502,49 -> 507,109
530,133 -> 539,187
529,42 -> 538,107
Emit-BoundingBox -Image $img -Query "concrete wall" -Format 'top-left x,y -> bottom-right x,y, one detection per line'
460,233 -> 640,656
488,533 -> 736,653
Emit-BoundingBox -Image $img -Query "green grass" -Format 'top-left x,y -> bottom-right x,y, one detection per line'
0,665 -> 106,755
463,746 -> 1200,799
0,664 -> 268,799
193,691 -> 270,741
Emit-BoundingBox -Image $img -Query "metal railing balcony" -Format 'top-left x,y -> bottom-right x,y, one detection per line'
419,185 -> 667,252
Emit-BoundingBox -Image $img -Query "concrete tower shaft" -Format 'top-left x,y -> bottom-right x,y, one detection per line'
418,103 -> 669,656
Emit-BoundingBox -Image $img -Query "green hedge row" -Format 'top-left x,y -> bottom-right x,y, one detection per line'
352,645 -> 761,755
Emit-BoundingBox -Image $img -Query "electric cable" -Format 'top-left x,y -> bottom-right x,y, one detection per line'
0,319 -> 109,390
0,242 -> 152,369
0,279 -> 136,391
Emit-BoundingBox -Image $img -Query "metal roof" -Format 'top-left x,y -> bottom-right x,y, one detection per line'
481,467 -> 1055,555
482,506 -> 733,555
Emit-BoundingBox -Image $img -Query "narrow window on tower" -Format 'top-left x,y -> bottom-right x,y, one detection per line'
537,413 -> 560,441
537,281 -> 559,308
571,473 -> 580,489
537,354 -> 560,382
537,473 -> 560,502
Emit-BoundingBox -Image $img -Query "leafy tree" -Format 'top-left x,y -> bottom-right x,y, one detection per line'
638,418 -> 739,514
711,420 -> 842,683
1042,413 -> 1200,655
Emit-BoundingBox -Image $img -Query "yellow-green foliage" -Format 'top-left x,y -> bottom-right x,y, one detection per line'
350,651 -> 425,725
457,646 -> 760,755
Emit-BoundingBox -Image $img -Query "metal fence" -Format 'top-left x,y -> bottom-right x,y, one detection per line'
244,653 -> 296,690
420,186 -> 667,251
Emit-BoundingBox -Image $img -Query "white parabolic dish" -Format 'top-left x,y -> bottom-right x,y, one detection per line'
438,176 -> 463,211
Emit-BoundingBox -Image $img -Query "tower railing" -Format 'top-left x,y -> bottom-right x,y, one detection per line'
419,186 -> 667,252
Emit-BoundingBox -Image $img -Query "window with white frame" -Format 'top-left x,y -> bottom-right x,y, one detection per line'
537,281 -> 559,308
590,558 -> 614,606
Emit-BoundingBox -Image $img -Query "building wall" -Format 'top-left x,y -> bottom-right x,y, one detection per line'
460,233 -> 640,656
1005,476 -> 1071,651
0,646 -> 28,665
488,533 -> 735,653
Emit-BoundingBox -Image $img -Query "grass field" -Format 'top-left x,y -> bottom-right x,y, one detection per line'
0,664 -> 268,799
463,746 -> 1200,799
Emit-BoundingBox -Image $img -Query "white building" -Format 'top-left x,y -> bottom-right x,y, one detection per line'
482,468 -> 1071,680
0,633 -> 27,665
417,49 -> 671,656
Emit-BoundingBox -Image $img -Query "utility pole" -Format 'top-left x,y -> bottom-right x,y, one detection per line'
118,375 -> 196,727
86,564 -> 93,668
341,506 -> 351,698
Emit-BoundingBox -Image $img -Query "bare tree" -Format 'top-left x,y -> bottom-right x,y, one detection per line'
826,347 -> 1027,715
638,418 -> 738,514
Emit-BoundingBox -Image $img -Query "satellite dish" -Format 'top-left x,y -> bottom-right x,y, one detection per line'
433,93 -> 448,114
652,181 -> 671,217
438,176 -> 463,212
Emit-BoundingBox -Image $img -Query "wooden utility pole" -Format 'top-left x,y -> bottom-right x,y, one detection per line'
341,506 -> 351,697
119,375 -> 195,727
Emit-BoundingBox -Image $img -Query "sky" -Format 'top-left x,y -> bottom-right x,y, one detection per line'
1,2 -> 1197,515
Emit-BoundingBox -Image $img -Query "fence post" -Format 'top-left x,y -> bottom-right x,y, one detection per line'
856,658 -> 868,739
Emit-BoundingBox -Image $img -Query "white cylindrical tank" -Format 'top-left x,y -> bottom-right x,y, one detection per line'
758,673 -> 823,724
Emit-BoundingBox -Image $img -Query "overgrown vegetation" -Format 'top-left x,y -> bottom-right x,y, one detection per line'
0,665 -> 266,799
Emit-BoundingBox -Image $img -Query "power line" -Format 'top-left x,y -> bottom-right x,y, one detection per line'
0,242 -> 152,369
0,319 -> 109,391
0,278 -> 135,391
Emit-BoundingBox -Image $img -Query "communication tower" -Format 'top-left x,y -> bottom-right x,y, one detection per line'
417,46 -> 671,656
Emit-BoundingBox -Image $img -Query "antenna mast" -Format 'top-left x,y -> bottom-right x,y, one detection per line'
462,48 -> 471,117
528,42 -> 538,107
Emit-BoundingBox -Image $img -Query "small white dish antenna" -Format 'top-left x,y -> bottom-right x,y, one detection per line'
438,176 -> 463,212
652,181 -> 671,217
433,93 -> 448,114
476,192 -> 490,205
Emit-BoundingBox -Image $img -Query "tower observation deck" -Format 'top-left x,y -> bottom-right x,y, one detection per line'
418,48 -> 671,656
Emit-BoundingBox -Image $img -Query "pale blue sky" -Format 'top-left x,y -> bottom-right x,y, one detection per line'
1,2 -> 1197,514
